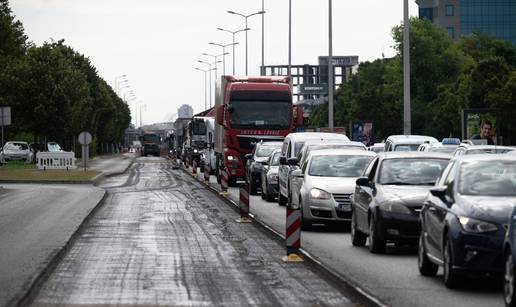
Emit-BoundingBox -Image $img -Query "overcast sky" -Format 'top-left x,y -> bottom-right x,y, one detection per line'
10,0 -> 419,126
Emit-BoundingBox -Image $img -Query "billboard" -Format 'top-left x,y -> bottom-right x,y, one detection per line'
351,122 -> 373,146
461,109 -> 500,145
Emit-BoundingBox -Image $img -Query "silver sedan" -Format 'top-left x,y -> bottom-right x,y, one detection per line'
289,149 -> 376,230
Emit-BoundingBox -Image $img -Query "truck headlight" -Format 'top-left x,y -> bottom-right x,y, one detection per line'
309,188 -> 331,200
379,202 -> 411,215
227,155 -> 238,162
458,216 -> 498,233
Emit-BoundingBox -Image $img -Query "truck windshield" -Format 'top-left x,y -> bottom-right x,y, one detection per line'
143,134 -> 160,143
229,100 -> 291,129
193,121 -> 206,135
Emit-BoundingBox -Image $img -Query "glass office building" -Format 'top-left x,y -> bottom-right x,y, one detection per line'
416,0 -> 516,45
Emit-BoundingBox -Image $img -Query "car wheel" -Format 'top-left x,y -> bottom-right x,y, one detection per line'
300,198 -> 312,231
265,184 -> 275,202
418,233 -> 438,276
351,211 -> 367,247
368,215 -> 386,254
505,251 -> 516,307
249,178 -> 258,195
261,182 -> 266,200
278,191 -> 288,206
443,238 -> 461,288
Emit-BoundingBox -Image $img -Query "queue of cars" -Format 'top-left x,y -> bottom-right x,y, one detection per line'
0,141 -> 65,164
244,132 -> 516,303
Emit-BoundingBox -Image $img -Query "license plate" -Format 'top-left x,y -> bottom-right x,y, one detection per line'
337,204 -> 351,212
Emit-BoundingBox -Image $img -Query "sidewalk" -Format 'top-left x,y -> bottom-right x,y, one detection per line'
0,153 -> 135,307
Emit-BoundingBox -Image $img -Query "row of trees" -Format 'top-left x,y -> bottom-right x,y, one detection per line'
310,18 -> 516,144
0,0 -> 131,152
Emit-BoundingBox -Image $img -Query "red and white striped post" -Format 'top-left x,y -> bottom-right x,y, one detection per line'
283,206 -> 304,262
204,163 -> 210,183
237,182 -> 252,223
219,168 -> 229,196
192,159 -> 197,176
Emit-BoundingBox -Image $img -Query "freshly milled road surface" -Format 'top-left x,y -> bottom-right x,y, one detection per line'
29,157 -> 355,307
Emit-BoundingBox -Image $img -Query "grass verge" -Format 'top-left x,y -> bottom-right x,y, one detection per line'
0,162 -> 100,182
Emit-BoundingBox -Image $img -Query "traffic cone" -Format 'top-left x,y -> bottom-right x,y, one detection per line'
237,182 -> 252,223
282,207 -> 303,262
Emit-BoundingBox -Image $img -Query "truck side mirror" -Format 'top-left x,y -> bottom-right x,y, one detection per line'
216,105 -> 224,125
279,156 -> 287,165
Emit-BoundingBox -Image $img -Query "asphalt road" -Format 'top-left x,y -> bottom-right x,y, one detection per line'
28,157 -> 357,306
0,184 -> 105,307
204,176 -> 505,307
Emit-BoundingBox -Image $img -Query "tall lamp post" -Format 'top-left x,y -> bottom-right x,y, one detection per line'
403,0 -> 411,135
209,42 -> 238,76
202,53 -> 228,81
217,27 -> 250,75
194,67 -> 209,110
198,60 -> 222,108
288,0 -> 292,87
261,0 -> 265,75
328,0 -> 334,132
139,103 -> 146,128
227,9 -> 265,75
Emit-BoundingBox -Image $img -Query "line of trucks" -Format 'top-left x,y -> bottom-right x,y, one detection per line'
172,75 -> 303,185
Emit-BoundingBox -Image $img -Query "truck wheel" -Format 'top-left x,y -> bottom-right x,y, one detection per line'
278,193 -> 288,206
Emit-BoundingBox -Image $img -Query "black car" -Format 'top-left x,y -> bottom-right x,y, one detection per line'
351,152 -> 450,253
245,141 -> 283,195
418,155 -> 516,289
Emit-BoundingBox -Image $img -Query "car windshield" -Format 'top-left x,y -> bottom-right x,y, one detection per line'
192,121 -> 206,135
229,100 -> 291,129
467,148 -> 514,155
5,143 -> 28,150
459,160 -> 516,196
270,152 -> 281,166
430,146 -> 457,154
379,158 -> 449,185
308,155 -> 374,177
47,143 -> 61,152
143,134 -> 160,143
256,146 -> 280,157
393,144 -> 421,151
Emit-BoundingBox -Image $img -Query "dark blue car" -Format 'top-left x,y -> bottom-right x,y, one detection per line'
418,155 -> 516,288
503,207 -> 516,306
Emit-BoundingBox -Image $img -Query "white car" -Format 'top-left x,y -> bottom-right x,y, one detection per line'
384,135 -> 438,152
289,149 -> 377,230
0,141 -> 34,163
278,132 -> 350,206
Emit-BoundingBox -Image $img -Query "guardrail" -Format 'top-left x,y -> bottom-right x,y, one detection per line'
36,152 -> 77,170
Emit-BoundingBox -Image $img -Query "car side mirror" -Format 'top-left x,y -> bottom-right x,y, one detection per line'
291,169 -> 303,178
279,156 -> 287,165
356,177 -> 371,187
287,157 -> 299,166
430,186 -> 447,200
245,153 -> 253,160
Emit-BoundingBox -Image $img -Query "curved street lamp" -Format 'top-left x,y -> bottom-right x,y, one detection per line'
209,42 -> 238,76
227,10 -> 265,75
216,27 -> 249,75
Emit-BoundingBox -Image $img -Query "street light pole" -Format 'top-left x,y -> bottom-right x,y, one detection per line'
198,60 -> 221,108
217,27 -> 250,75
288,0 -> 292,88
227,10 -> 265,76
209,42 -> 238,76
195,67 -> 209,110
202,53 -> 227,82
403,0 -> 411,135
261,0 -> 265,75
328,0 -> 334,132
114,74 -> 127,96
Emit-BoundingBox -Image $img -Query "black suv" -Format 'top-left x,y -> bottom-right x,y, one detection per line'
245,141 -> 283,195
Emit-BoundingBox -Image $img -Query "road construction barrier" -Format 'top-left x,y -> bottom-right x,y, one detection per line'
283,207 -> 303,262
204,163 -> 210,183
36,152 -> 77,170
237,182 -> 252,223
192,160 -> 197,176
220,168 -> 229,196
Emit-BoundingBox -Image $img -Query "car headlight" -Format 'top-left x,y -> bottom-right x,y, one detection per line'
458,216 -> 498,233
193,149 -> 198,153
379,202 -> 411,215
309,188 -> 332,200
227,155 -> 238,162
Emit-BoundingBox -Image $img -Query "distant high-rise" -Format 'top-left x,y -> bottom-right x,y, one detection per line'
177,104 -> 193,119
416,0 -> 516,45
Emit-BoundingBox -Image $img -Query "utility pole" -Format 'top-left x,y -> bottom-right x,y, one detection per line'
403,0 -> 411,135
328,0 -> 334,132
